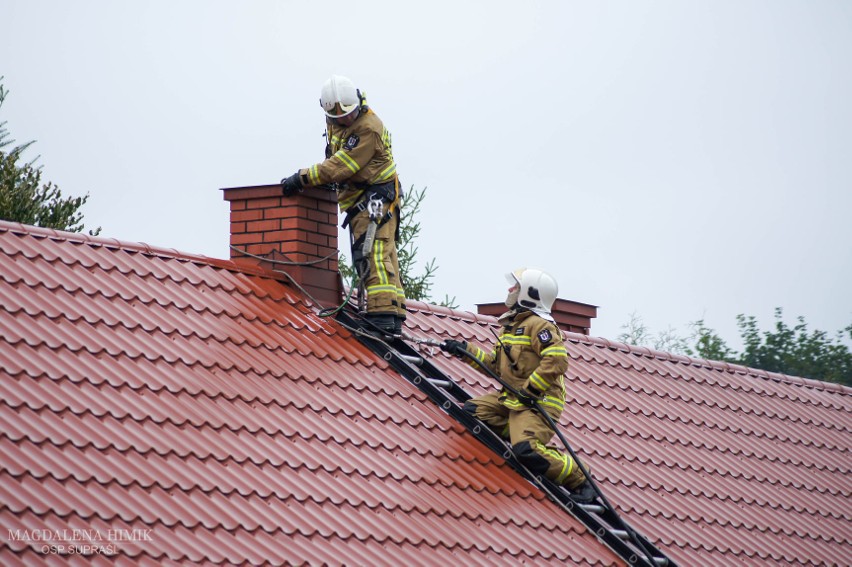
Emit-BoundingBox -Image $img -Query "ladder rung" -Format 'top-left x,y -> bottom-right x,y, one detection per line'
395,353 -> 423,366
579,503 -> 605,514
344,311 -> 675,567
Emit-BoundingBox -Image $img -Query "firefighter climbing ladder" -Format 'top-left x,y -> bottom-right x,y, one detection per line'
337,310 -> 676,567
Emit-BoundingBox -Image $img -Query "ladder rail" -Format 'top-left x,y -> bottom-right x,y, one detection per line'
450,348 -> 665,566
337,310 -> 676,567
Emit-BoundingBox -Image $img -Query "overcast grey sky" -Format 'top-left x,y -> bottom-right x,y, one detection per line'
3,1 -> 851,349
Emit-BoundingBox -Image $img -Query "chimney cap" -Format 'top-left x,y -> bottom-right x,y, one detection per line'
476,297 -> 598,336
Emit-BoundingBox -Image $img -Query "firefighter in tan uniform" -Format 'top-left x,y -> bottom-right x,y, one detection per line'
281,75 -> 406,335
442,268 -> 595,503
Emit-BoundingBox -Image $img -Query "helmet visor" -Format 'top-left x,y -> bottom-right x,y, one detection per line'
505,269 -> 524,285
324,101 -> 358,118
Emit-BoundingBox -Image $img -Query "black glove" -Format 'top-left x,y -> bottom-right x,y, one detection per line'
281,172 -> 303,197
441,340 -> 467,358
516,387 -> 542,407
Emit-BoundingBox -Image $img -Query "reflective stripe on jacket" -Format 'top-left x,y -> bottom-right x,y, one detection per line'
465,311 -> 568,412
299,107 -> 397,213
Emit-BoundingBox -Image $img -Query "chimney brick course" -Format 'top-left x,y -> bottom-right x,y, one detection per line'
222,184 -> 341,307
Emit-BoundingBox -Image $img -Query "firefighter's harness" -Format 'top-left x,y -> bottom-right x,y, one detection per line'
339,179 -> 399,312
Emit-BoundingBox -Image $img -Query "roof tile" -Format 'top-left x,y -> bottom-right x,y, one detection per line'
2,221 -> 850,565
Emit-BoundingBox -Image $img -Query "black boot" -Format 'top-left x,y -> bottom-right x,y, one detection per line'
364,313 -> 396,337
394,316 -> 405,336
567,480 -> 597,504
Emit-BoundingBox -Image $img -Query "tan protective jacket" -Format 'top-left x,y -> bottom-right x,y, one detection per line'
299,107 -> 397,212
465,311 -> 569,415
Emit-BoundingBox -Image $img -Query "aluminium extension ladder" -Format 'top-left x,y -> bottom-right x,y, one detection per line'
337,310 -> 676,567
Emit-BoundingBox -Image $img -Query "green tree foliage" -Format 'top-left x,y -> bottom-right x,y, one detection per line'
0,78 -> 100,235
617,311 -> 651,347
736,308 -> 852,385
340,185 -> 457,308
617,311 -> 688,353
687,318 -> 737,361
619,310 -> 852,386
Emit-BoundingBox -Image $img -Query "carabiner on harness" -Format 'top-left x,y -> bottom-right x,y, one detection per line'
367,194 -> 384,222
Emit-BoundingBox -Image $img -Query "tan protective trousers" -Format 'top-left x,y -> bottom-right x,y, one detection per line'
468,392 -> 586,489
348,209 -> 406,317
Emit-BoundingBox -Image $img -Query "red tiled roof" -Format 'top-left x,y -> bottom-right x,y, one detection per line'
405,304 -> 852,565
2,219 -> 851,565
0,221 -> 621,566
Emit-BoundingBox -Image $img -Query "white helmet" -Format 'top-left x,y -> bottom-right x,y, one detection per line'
506,268 -> 558,318
319,75 -> 360,118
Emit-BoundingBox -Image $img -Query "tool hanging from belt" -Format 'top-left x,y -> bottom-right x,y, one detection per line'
361,196 -> 384,259
341,180 -> 397,230
352,195 -> 385,312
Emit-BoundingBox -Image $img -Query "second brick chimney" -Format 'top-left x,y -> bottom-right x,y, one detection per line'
477,298 -> 598,336
221,184 -> 342,307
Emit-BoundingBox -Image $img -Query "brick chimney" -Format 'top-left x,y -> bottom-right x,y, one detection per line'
221,184 -> 342,307
477,298 -> 598,335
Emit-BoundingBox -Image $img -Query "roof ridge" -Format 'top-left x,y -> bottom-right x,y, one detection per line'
9,218 -> 846,396
405,299 -> 498,326
0,219 -> 274,281
403,296 -> 851,395
567,333 -> 852,395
